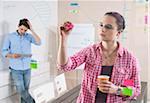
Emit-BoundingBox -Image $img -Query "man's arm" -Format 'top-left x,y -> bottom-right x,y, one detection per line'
30,29 -> 41,45
6,54 -> 21,58
27,21 -> 41,45
2,35 -> 10,58
2,35 -> 21,59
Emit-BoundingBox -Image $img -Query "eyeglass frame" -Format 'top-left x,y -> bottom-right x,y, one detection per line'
99,22 -> 115,30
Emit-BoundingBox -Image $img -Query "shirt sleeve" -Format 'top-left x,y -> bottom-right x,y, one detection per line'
57,46 -> 91,72
123,57 -> 141,100
27,33 -> 41,45
1,35 -> 11,57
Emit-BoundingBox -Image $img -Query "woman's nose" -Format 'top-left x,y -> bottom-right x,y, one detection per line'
101,27 -> 106,32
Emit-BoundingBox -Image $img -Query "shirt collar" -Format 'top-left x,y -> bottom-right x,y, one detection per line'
95,41 -> 124,57
15,30 -> 27,36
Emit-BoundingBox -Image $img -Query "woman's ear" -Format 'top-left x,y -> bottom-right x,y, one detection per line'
116,33 -> 120,39
117,31 -> 121,36
119,29 -> 123,33
117,28 -> 123,35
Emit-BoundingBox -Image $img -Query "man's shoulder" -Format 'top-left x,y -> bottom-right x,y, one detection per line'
25,32 -> 32,37
8,31 -> 17,36
4,32 -> 19,41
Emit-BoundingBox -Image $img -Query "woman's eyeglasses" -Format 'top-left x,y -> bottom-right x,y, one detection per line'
99,23 -> 114,30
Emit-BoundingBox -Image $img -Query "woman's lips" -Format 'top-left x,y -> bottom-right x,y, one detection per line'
100,33 -> 105,36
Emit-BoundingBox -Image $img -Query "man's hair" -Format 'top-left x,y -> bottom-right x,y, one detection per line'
105,12 -> 125,32
18,18 -> 30,29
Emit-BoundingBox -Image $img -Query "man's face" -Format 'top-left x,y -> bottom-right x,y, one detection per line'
18,25 -> 28,35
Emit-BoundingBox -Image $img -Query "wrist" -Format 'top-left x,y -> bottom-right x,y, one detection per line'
116,86 -> 123,96
6,54 -> 13,58
60,35 -> 68,40
11,54 -> 14,58
30,29 -> 34,33
60,38 -> 68,44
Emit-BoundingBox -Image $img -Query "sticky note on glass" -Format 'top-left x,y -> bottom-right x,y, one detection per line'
30,60 -> 38,70
123,79 -> 134,86
122,87 -> 133,96
70,2 -> 79,6
144,15 -> 148,24
69,10 -> 79,13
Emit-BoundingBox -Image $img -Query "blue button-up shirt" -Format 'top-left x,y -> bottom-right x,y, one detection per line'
2,31 -> 41,70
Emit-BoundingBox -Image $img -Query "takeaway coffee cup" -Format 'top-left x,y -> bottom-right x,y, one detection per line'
97,75 -> 110,90
97,75 -> 110,82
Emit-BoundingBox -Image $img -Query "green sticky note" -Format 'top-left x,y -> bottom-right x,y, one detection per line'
122,87 -> 133,96
69,10 -> 79,13
30,60 -> 38,70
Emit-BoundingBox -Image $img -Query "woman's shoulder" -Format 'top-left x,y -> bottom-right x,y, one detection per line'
76,43 -> 99,56
86,43 -> 100,50
81,43 -> 100,54
122,47 -> 137,60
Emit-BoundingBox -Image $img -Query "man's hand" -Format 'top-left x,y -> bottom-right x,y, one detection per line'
26,20 -> 41,45
11,54 -> 21,58
27,20 -> 33,31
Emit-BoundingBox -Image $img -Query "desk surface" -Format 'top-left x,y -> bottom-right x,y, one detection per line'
50,81 -> 148,103
129,81 -> 147,103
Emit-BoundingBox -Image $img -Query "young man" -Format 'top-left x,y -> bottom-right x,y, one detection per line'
2,18 -> 41,103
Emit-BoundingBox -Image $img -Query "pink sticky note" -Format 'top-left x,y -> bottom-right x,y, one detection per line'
123,79 -> 134,86
145,15 -> 148,24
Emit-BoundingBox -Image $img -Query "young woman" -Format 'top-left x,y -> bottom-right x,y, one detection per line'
57,12 -> 141,103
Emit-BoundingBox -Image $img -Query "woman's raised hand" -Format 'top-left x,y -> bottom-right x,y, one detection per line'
60,21 -> 74,38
